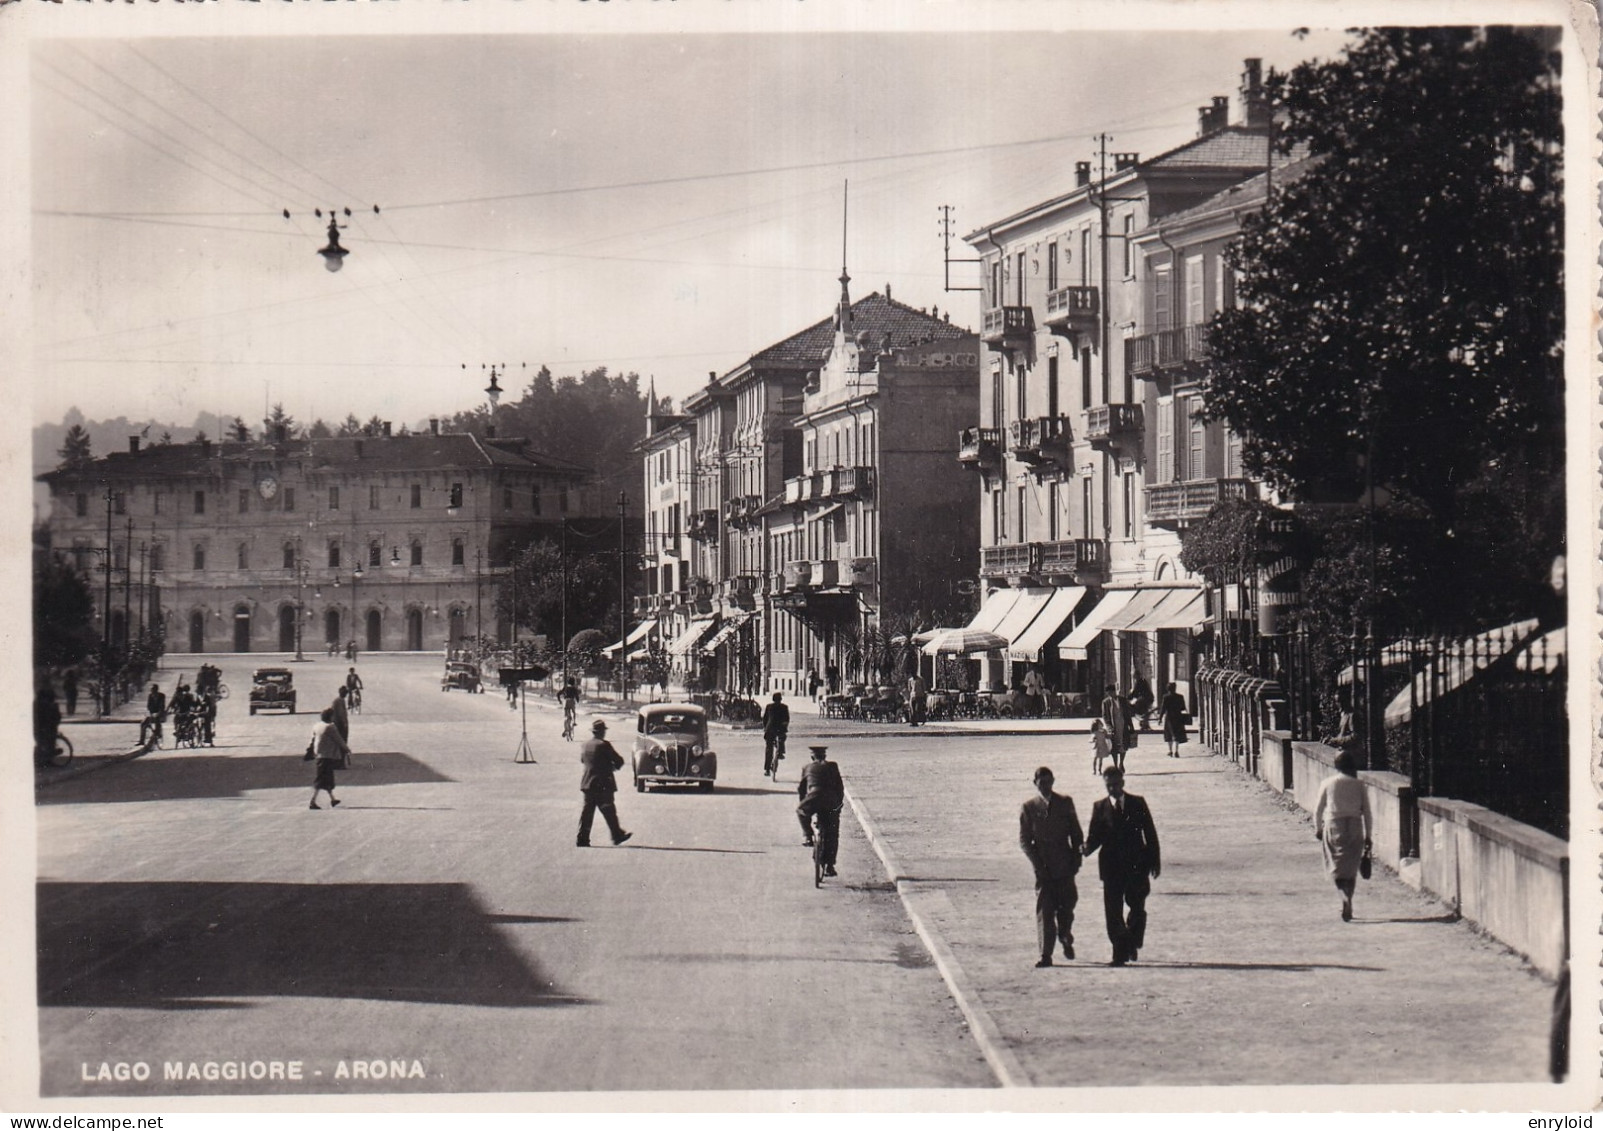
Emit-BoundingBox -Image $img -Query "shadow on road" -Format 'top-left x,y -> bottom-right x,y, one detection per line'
622,844 -> 765,855
38,881 -> 581,1008
1108,960 -> 1386,972
36,753 -> 453,805
1359,913 -> 1461,925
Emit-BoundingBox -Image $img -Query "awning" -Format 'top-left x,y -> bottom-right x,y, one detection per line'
1096,588 -> 1172,632
924,589 -> 1021,655
991,587 -> 1055,652
667,616 -> 719,657
603,618 -> 658,658
1119,588 -> 1206,633
1382,618 -> 1543,726
699,612 -> 753,655
1008,586 -> 1087,662
1057,589 -> 1138,660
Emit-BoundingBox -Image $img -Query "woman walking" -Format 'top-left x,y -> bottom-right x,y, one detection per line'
1313,751 -> 1372,921
308,707 -> 350,810
1159,682 -> 1188,758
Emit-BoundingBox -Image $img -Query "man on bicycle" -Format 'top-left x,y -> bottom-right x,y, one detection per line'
558,676 -> 582,738
345,667 -> 363,710
139,682 -> 168,748
34,685 -> 62,768
796,745 -> 845,877
761,691 -> 790,777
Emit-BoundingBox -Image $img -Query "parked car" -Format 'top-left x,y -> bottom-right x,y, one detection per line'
248,668 -> 297,715
441,661 -> 483,693
631,703 -> 717,792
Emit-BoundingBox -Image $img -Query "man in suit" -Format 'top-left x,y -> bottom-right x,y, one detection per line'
796,745 -> 845,876
1019,766 -> 1084,967
1082,765 -> 1161,966
761,691 -> 790,777
577,719 -> 633,847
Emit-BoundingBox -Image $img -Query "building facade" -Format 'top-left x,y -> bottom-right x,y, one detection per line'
39,423 -> 597,655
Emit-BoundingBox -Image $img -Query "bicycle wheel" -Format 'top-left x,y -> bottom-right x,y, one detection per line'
48,734 -> 73,768
215,683 -> 230,700
812,816 -> 824,888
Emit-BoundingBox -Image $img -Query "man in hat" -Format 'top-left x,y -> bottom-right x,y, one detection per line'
1082,765 -> 1161,965
1019,766 -> 1083,967
577,718 -> 632,847
796,745 -> 845,876
760,691 -> 790,777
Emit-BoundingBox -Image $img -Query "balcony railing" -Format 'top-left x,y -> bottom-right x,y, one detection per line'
1006,416 -> 1073,464
1145,478 -> 1257,527
982,305 -> 1035,346
847,556 -> 877,589
783,560 -> 812,589
958,426 -> 1002,469
1127,324 -> 1208,377
1085,403 -> 1144,449
1044,286 -> 1100,337
807,559 -> 840,588
979,542 -> 1039,580
828,466 -> 874,498
722,497 -> 746,524
1039,538 -> 1106,580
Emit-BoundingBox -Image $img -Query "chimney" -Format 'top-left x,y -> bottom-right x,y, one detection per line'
382,421 -> 392,437
1198,95 -> 1230,136
1240,58 -> 1270,129
885,283 -> 892,302
430,418 -> 439,435
128,436 -> 140,453
1114,152 -> 1140,172
1075,161 -> 1092,187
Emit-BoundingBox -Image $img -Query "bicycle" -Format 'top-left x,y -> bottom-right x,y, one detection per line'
214,683 -> 230,701
764,733 -> 786,780
38,733 -> 73,769
562,705 -> 576,742
808,808 -> 841,888
348,686 -> 363,714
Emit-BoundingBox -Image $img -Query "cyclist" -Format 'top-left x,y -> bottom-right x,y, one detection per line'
761,691 -> 790,777
796,745 -> 845,877
198,691 -> 218,746
558,676 -> 582,740
139,682 -> 168,748
345,667 -> 363,712
34,685 -> 61,768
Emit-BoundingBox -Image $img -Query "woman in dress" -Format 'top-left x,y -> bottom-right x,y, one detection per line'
1313,750 -> 1373,921
1159,682 -> 1188,758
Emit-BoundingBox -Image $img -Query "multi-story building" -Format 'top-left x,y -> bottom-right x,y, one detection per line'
959,59 -> 1277,702
38,421 -> 596,655
637,287 -> 977,697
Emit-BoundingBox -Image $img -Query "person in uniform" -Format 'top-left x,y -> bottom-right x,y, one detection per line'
1083,765 -> 1161,965
1019,766 -> 1084,967
577,719 -> 633,847
796,745 -> 845,876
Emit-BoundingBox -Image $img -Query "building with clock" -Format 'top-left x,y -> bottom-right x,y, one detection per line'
38,421 -> 597,654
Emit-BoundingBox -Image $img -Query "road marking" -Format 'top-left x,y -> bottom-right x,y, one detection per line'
843,786 -> 1029,1089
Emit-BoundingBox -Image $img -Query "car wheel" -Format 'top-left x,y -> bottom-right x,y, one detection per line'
699,780 -> 713,792
249,707 -> 256,715
635,777 -> 644,792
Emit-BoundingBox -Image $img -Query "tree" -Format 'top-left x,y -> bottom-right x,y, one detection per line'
231,417 -> 251,442
493,536 -> 619,647
336,414 -> 364,437
57,424 -> 92,469
306,418 -> 333,439
263,403 -> 297,439
1203,27 -> 1563,623
34,558 -> 97,669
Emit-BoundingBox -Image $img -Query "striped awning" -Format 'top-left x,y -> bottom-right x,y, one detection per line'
1008,587 -> 1087,662
1058,589 -> 1138,661
667,616 -> 719,657
604,618 -> 658,658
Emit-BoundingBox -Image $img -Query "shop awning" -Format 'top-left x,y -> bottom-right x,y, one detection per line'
991,588 -> 1056,653
1008,586 -> 1087,662
603,618 -> 658,658
667,615 -> 719,657
1096,587 -> 1173,633
1057,589 -> 1138,660
699,612 -> 753,655
1118,588 -> 1206,633
924,589 -> 1021,655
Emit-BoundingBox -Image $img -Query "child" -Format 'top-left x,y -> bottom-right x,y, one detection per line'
1090,718 -> 1111,777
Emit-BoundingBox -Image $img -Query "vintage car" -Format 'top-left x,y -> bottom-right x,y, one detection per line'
631,703 -> 717,792
248,667 -> 297,715
441,661 -> 483,693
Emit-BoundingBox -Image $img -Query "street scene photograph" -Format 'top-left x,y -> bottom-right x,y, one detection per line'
5,1 -> 1595,1115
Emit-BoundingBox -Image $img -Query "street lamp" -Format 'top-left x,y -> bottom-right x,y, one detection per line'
283,205 -> 380,273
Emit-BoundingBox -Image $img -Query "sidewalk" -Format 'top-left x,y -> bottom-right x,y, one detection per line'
840,734 -> 1555,1087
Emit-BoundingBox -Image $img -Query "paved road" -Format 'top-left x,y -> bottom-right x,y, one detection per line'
35,655 -> 990,1097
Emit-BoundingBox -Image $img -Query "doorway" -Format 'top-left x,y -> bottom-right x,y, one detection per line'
406,608 -> 423,650
235,606 -> 254,652
189,610 -> 205,653
278,606 -> 295,652
325,610 -> 341,650
366,609 -> 382,652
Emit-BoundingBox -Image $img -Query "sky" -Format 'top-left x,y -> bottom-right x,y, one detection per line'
24,16 -> 1360,431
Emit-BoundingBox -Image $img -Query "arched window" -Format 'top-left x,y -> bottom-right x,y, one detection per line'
150,544 -> 164,572
237,542 -> 249,570
410,540 -> 423,567
328,540 -> 341,569
452,537 -> 465,566
283,542 -> 296,570
193,543 -> 206,571
369,541 -> 381,568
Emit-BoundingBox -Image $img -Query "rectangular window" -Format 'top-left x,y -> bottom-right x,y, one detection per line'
151,544 -> 164,572
1226,428 -> 1244,479
1188,398 -> 1206,480
1015,251 -> 1026,306
990,257 -> 1002,308
239,489 -> 250,514
1081,350 -> 1093,411
1080,227 -> 1092,286
1015,364 -> 1028,422
410,541 -> 423,567
559,486 -> 569,513
369,542 -> 381,568
991,367 -> 1004,429
1186,255 -> 1206,326
283,543 -> 296,569
328,485 -> 340,511
1101,455 -> 1111,534
1157,397 -> 1174,483
532,484 -> 542,515
284,487 -> 295,512
328,542 -> 341,569
1153,265 -> 1173,332
1048,481 -> 1059,541
1123,472 -> 1135,539
154,493 -> 162,516
193,491 -> 205,515
193,544 -> 206,571
113,492 -> 126,516
1016,486 -> 1027,543
452,538 -> 465,566
1081,478 -> 1093,539
238,543 -> 249,570
1047,241 -> 1058,292
75,493 -> 87,517
1047,356 -> 1059,419
1123,213 -> 1136,277
410,484 -> 422,509
370,485 -> 380,510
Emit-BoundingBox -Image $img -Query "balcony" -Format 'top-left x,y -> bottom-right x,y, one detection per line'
720,574 -> 760,608
847,556 -> 877,589
783,560 -> 812,590
807,559 -> 840,589
979,542 -> 1040,581
981,305 -> 1035,347
1145,478 -> 1258,528
1126,325 -> 1208,378
1043,286 -> 1100,339
958,426 -> 1002,470
827,466 -> 874,498
1039,538 -> 1106,582
687,508 -> 720,541
722,497 -> 746,524
1085,403 -> 1144,451
1006,416 -> 1073,465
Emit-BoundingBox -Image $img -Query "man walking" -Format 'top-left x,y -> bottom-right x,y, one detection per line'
761,691 -> 790,777
1083,766 -> 1161,966
331,686 -> 352,767
1019,766 -> 1083,967
577,719 -> 633,847
1100,684 -> 1130,771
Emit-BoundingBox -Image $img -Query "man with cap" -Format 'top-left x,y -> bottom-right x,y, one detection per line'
577,718 -> 633,847
1019,766 -> 1084,967
796,745 -> 845,876
1082,765 -> 1161,965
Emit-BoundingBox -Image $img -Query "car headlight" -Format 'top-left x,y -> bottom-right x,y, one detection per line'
654,762 -> 665,774
690,762 -> 701,774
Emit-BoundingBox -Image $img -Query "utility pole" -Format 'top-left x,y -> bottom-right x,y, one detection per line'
1095,132 -> 1112,407
101,486 -> 114,714
122,516 -> 133,655
618,491 -> 628,704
